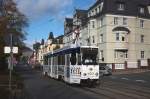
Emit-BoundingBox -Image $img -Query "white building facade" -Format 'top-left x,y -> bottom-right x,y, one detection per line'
63,0 -> 150,70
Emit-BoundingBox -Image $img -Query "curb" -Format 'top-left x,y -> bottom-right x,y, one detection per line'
112,69 -> 150,75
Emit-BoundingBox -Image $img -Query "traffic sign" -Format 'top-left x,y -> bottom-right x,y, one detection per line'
4,46 -> 18,54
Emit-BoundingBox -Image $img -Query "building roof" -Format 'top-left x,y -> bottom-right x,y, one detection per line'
73,9 -> 88,27
64,18 -> 73,35
88,0 -> 150,19
65,18 -> 73,26
88,0 -> 102,11
74,9 -> 88,19
53,35 -> 64,44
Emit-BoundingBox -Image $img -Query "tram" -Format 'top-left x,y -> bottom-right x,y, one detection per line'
43,45 -> 99,85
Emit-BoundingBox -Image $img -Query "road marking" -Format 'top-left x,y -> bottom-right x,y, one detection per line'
135,80 -> 146,83
110,76 -> 117,79
121,77 -> 129,80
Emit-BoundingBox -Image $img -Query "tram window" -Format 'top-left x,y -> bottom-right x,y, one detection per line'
48,58 -> 51,65
66,54 -> 70,66
77,54 -> 82,65
53,56 -> 57,65
58,56 -> 61,65
62,55 -> 65,65
70,53 -> 76,65
56,56 -> 58,65
58,55 -> 65,65
82,54 -> 97,65
52,57 -> 54,65
54,56 -> 56,65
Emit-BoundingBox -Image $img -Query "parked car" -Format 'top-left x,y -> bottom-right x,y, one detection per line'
99,65 -> 112,76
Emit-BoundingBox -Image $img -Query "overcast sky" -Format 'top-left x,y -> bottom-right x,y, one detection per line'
13,0 -> 95,48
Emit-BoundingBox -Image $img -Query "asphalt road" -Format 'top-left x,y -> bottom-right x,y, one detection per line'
16,65 -> 150,99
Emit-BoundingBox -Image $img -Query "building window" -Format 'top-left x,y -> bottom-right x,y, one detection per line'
100,18 -> 103,27
114,50 -> 118,58
100,34 -> 103,43
125,51 -> 128,58
95,8 -> 97,14
117,3 -> 125,11
115,50 -> 128,58
114,17 -> 118,25
116,33 -> 119,41
100,50 -> 103,60
92,21 -> 95,28
92,36 -> 95,43
122,36 -> 125,41
141,51 -> 144,59
123,18 -> 127,25
141,35 -> 144,43
139,7 -> 145,14
140,20 -> 144,28
92,10 -> 94,15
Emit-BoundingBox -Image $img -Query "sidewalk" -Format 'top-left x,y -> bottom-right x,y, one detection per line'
0,70 -> 24,99
112,69 -> 150,75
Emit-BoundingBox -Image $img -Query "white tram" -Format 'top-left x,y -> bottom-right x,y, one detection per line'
43,46 -> 99,85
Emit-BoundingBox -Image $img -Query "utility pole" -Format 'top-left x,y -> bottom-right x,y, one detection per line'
9,33 -> 13,99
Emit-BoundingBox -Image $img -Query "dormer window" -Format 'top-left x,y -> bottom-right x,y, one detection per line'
114,17 -> 119,25
117,3 -> 125,11
123,18 -> 127,25
139,7 -> 145,14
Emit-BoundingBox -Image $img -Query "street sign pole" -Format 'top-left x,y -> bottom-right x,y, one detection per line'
9,33 -> 13,99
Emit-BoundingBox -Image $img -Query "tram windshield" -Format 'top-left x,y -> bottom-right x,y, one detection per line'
81,48 -> 98,65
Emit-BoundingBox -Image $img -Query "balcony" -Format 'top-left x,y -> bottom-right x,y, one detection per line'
114,42 -> 128,49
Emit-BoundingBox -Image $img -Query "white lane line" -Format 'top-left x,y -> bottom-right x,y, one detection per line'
135,80 -> 146,83
121,77 -> 129,80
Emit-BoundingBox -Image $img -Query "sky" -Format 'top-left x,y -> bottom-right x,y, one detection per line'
14,0 -> 96,48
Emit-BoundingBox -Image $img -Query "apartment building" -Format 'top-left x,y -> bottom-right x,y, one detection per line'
64,0 -> 150,70
87,0 -> 150,69
37,33 -> 64,65
63,9 -> 88,46
63,18 -> 73,46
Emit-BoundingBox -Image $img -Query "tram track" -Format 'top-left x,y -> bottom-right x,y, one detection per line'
96,80 -> 150,99
43,76 -> 150,99
102,85 -> 150,98
80,86 -> 136,99
81,87 -> 115,99
98,87 -> 148,99
103,80 -> 150,94
75,78 -> 150,99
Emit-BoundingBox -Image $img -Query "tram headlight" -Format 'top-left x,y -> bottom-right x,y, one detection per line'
83,73 -> 87,76
95,72 -> 99,76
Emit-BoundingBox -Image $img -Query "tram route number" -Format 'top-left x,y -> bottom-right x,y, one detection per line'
88,72 -> 94,75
